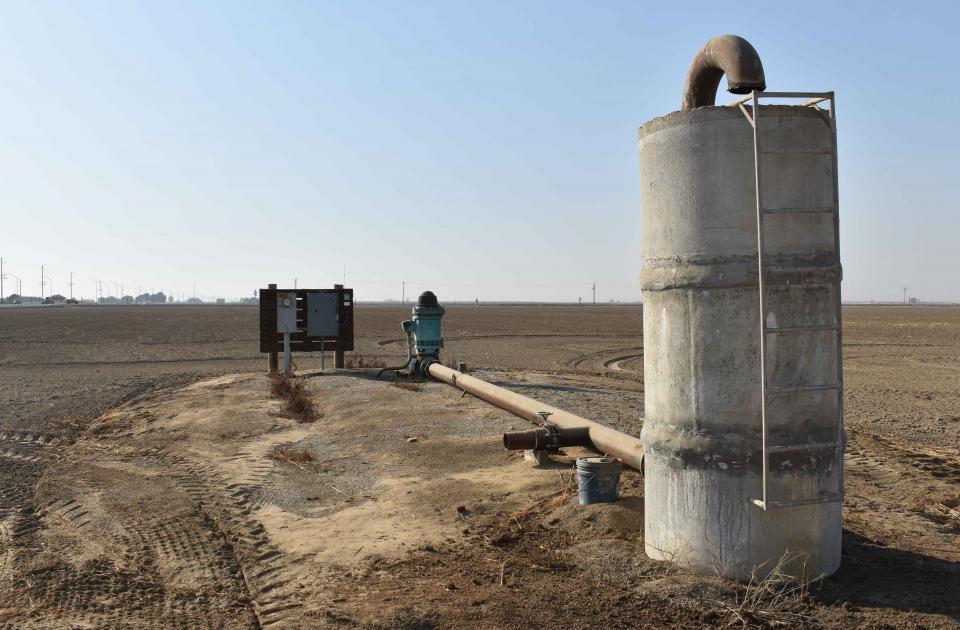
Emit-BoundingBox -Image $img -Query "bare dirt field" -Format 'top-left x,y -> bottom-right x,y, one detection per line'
1,304 -> 958,628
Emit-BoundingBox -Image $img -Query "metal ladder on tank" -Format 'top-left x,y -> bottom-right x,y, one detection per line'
733,91 -> 844,510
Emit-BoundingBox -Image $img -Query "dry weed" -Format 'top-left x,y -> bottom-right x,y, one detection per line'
510,472 -> 578,520
269,374 -> 318,422
920,498 -> 960,529
268,445 -> 315,469
49,415 -> 89,434
714,551 -> 819,627
343,354 -> 386,369
0,586 -> 53,624
392,380 -> 424,393
269,373 -> 291,397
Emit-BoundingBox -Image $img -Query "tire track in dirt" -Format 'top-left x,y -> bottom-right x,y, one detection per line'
0,432 -> 59,540
0,437 -> 273,628
94,444 -> 308,628
0,508 -> 41,588
845,431 -> 960,548
848,431 -> 960,484
602,353 -> 644,373
568,346 -> 643,371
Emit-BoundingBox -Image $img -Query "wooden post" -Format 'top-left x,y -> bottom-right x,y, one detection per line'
267,283 -> 279,374
334,284 -> 346,368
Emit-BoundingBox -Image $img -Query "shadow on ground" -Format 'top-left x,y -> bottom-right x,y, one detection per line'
816,529 -> 960,622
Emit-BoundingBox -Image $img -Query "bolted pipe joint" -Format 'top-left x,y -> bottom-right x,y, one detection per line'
681,34 -> 766,111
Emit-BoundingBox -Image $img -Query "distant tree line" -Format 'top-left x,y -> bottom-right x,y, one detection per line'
96,292 -> 168,305
135,292 -> 167,304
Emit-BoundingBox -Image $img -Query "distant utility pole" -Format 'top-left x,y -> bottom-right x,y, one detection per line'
402,281 -> 406,303
41,265 -> 45,300
592,282 -> 596,306
1,257 -> 4,304
294,278 -> 298,290
69,272 -> 74,300
903,286 -> 908,304
4,272 -> 20,306
579,296 -> 582,305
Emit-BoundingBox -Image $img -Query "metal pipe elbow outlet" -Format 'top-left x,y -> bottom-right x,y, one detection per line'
681,34 -> 766,111
502,426 -> 594,451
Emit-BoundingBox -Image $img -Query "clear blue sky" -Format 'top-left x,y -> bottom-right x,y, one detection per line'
1,1 -> 957,302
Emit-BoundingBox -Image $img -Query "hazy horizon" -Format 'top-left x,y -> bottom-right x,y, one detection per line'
2,2 -> 958,304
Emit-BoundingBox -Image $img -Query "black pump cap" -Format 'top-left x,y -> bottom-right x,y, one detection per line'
417,291 -> 439,307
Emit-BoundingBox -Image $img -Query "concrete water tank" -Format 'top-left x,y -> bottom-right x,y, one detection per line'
638,35 -> 844,580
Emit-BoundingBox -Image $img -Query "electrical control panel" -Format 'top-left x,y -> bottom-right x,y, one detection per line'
276,292 -> 298,333
306,291 -> 340,337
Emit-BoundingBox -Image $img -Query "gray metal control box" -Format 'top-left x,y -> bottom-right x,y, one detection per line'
276,292 -> 298,333
306,291 -> 340,337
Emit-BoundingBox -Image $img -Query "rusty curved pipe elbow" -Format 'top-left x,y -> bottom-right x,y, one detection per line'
681,35 -> 766,111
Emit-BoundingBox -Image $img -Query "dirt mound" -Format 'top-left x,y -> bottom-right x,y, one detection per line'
2,371 -> 960,627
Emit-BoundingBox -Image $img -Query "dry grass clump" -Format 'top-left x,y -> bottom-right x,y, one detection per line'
343,354 -> 386,369
268,444 -> 315,469
393,380 -> 424,392
269,374 -> 318,422
920,498 -> 960,529
270,374 -> 293,398
510,470 -> 579,520
714,552 -> 819,627
0,588 -> 52,624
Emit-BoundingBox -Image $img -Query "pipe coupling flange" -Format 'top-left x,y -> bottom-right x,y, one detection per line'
540,423 -> 562,452
419,358 -> 439,377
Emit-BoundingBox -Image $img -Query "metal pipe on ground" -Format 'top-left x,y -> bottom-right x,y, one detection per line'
427,363 -> 644,471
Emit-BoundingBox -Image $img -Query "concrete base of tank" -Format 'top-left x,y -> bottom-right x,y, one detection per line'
643,453 -> 842,581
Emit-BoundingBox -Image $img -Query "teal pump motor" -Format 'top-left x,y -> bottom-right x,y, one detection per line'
401,291 -> 445,376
